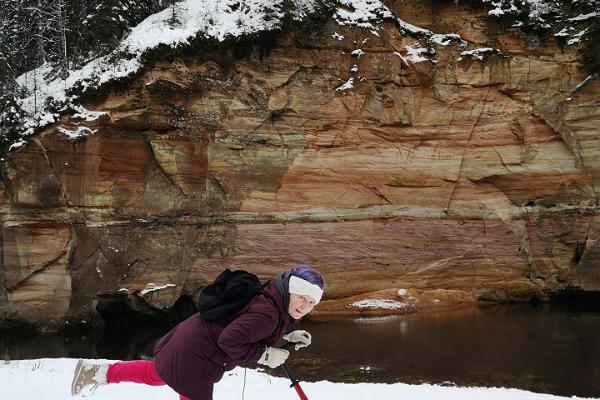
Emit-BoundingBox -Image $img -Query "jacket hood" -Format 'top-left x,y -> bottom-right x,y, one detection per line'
275,270 -> 291,311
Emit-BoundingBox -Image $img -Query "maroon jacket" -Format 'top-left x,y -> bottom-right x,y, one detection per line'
154,280 -> 295,400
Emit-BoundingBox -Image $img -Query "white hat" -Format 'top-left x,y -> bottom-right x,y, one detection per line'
288,275 -> 323,304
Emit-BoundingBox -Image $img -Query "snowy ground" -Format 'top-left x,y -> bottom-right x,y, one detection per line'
0,358 -> 597,400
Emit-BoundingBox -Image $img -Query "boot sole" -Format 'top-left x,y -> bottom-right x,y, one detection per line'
71,359 -> 85,396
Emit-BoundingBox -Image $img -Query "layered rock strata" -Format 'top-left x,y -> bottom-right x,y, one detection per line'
1,1 -> 599,326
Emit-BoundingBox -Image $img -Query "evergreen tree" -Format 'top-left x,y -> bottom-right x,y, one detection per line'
0,0 -> 169,85
165,0 -> 184,27
81,0 -> 131,55
581,19 -> 600,76
64,0 -> 93,69
80,0 -> 168,56
0,83 -> 26,154
30,0 -> 50,66
0,0 -> 40,84
128,0 -> 167,24
52,0 -> 69,78
0,1 -> 20,85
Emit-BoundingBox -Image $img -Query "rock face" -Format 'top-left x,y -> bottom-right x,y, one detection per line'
1,1 -> 599,327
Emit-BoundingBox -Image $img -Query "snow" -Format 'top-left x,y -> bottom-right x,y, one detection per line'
335,0 -> 393,29
57,126 -> 96,140
481,0 -> 599,36
0,358 -> 597,400
567,28 -> 589,45
351,49 -> 365,57
458,47 -> 500,61
484,0 -> 559,21
335,0 -> 466,54
140,283 -> 176,296
524,0 -> 550,20
430,33 -> 464,46
8,140 -> 27,151
568,12 -> 597,21
404,45 -> 429,63
335,78 -> 354,91
398,289 -> 408,296
571,74 -> 598,93
489,7 -> 505,16
396,18 -> 431,35
71,105 -> 107,122
349,299 -> 409,309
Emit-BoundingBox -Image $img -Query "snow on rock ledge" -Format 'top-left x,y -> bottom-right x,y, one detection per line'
314,289 -> 478,318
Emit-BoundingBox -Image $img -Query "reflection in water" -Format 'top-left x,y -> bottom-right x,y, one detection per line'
95,324 -> 171,360
1,304 -> 599,397
298,305 -> 600,398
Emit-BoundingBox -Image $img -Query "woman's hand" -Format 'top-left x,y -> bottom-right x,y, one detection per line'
257,347 -> 290,368
283,330 -> 312,350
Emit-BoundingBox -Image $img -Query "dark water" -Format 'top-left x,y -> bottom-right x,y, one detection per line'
2,304 -> 599,397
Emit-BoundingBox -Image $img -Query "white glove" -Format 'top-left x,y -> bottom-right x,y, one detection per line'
283,330 -> 312,350
257,347 -> 290,368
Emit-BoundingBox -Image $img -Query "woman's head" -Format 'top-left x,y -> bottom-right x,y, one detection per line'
287,265 -> 325,320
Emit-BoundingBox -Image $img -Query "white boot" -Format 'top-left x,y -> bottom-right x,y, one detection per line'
71,359 -> 109,397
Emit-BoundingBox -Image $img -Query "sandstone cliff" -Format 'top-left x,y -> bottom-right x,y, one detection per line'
1,0 -> 599,327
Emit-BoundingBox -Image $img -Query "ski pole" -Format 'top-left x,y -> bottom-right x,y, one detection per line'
281,361 -> 309,400
280,341 -> 309,400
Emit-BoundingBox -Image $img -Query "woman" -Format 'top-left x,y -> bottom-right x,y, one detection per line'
71,265 -> 325,399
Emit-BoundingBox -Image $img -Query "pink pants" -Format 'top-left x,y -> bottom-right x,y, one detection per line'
107,360 -> 190,400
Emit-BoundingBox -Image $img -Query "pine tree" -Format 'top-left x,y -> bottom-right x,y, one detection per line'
128,0 -> 167,25
65,0 -> 93,69
57,0 -> 69,78
30,0 -> 50,66
0,83 -> 26,154
581,20 -> 600,76
81,0 -> 168,56
0,2 -> 23,152
165,0 -> 183,27
80,0 -> 131,56
0,0 -> 40,83
0,1 -> 20,85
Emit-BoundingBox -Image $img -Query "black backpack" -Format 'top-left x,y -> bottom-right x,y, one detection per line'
197,269 -> 271,325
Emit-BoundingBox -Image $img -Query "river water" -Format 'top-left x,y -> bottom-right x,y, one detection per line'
1,304 -> 599,397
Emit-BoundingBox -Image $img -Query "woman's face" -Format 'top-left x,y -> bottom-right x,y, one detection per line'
288,293 -> 317,320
